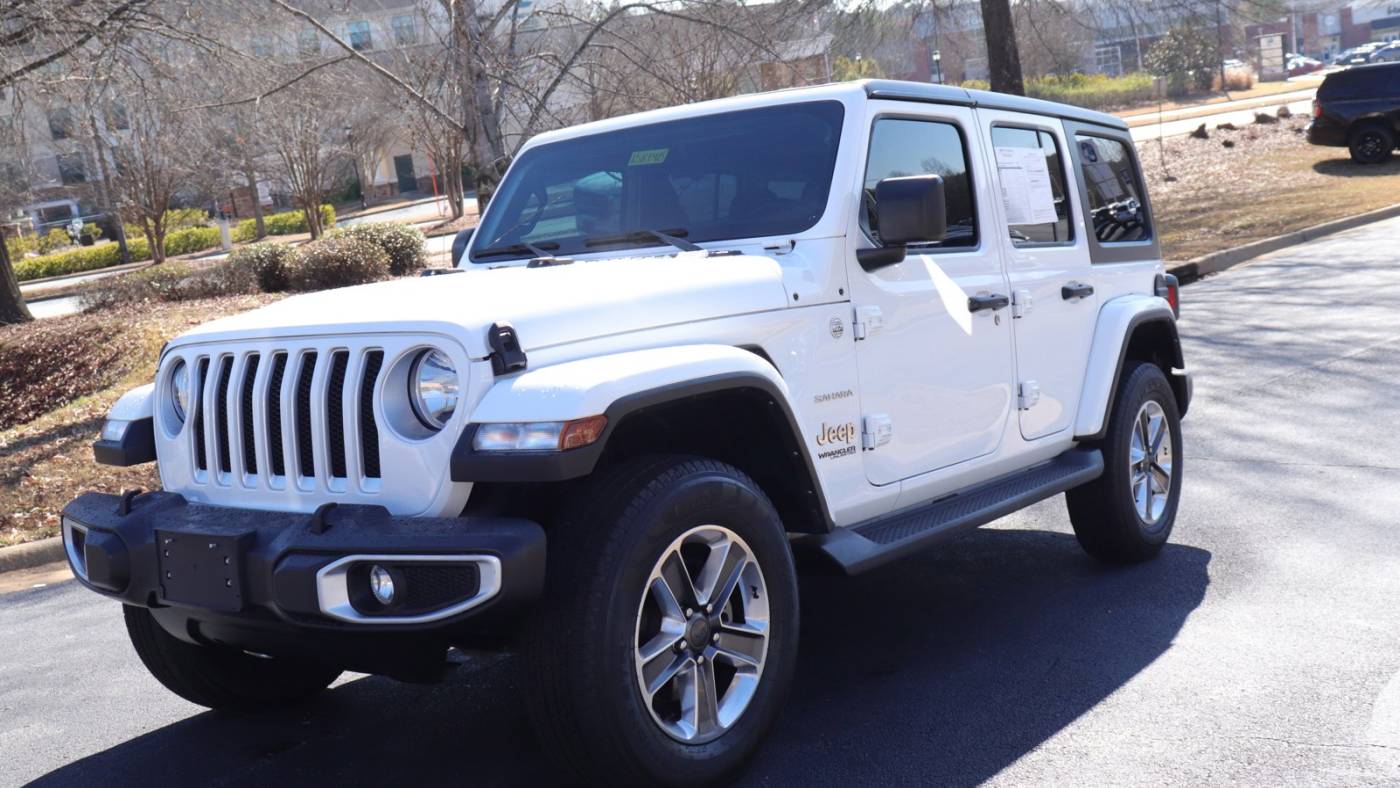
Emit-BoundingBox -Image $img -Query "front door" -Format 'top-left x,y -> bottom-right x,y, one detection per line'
394,154 -> 418,194
849,105 -> 1016,486
977,110 -> 1098,440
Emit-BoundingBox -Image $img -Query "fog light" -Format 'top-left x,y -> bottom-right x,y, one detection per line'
369,565 -> 396,605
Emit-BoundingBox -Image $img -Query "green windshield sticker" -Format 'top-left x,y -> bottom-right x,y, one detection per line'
628,148 -> 669,166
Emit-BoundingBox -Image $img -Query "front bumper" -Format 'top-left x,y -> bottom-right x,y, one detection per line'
61,491 -> 545,664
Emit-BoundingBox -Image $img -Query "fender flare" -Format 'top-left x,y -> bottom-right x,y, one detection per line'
1073,296 -> 1186,441
450,346 -> 827,520
93,384 -> 157,466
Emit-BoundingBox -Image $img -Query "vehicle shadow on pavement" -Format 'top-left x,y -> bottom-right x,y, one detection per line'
743,528 -> 1211,786
30,529 -> 1209,788
1311,158 -> 1400,177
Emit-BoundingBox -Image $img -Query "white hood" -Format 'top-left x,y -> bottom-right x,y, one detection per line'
173,252 -> 791,358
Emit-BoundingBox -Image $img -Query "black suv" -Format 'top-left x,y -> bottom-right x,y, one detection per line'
1307,62 -> 1400,163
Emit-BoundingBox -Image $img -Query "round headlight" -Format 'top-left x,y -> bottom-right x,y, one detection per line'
169,360 -> 189,422
409,349 -> 459,430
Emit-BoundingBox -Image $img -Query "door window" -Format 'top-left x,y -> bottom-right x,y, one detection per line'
862,118 -> 977,250
1074,135 -> 1151,244
991,126 -> 1073,246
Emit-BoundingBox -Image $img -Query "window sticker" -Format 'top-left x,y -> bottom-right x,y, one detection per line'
627,148 -> 669,166
994,145 -> 1058,226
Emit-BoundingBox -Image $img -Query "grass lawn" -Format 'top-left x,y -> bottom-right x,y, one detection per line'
1117,76 -> 1324,119
1141,115 -> 1400,262
0,296 -> 280,547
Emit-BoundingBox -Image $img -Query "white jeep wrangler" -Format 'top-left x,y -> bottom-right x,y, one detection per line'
64,80 -> 1190,785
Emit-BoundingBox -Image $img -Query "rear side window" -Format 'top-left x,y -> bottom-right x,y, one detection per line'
1074,135 -> 1150,244
1321,64 -> 1400,100
863,118 -> 977,249
991,126 -> 1073,245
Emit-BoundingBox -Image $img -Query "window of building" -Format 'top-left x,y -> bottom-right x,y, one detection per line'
348,20 -> 373,51
251,34 -> 273,58
57,153 -> 87,184
48,108 -> 75,140
1095,46 -> 1122,76
392,15 -> 417,46
298,27 -> 320,57
1074,135 -> 1151,244
991,126 -> 1072,245
862,117 -> 977,250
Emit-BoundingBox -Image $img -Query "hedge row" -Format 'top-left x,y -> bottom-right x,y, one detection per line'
232,205 -> 336,243
83,221 -> 426,310
15,206 -> 335,282
962,72 -> 1157,112
15,238 -> 151,281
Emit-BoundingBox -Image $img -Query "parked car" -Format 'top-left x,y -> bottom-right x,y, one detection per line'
1339,42 -> 1386,65
1308,62 -> 1400,163
62,80 -> 1191,785
1369,42 -> 1400,63
1288,55 -> 1324,76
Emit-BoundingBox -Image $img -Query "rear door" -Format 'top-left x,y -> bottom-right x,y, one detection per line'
976,109 -> 1097,440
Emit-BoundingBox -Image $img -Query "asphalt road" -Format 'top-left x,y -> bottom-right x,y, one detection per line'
5,217 -> 1400,787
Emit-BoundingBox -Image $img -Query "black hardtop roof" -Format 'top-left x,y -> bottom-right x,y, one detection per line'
859,79 -> 1130,132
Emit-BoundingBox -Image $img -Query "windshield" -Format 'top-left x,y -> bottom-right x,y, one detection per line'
470,101 -> 845,262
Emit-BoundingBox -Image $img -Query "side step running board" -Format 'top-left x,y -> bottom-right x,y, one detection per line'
811,447 -> 1104,575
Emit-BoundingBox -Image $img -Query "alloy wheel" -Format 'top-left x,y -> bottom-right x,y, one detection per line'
1129,400 -> 1173,525
633,525 -> 769,744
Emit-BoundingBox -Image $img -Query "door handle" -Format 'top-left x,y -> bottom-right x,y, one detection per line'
1061,282 -> 1094,301
968,293 -> 1010,313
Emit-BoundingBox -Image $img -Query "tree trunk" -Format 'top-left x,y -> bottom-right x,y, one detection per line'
0,239 -> 34,326
980,0 -> 1025,95
245,161 -> 265,239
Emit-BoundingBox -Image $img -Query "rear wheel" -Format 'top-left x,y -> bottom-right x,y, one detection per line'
1067,362 -> 1183,563
523,456 -> 798,786
123,605 -> 341,710
1349,123 -> 1394,164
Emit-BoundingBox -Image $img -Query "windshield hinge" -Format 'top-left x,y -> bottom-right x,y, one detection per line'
487,322 -> 528,376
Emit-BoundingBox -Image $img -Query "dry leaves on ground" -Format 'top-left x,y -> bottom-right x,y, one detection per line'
0,295 -> 280,546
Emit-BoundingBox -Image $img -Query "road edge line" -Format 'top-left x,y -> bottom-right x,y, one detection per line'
0,537 -> 66,575
1170,202 -> 1400,282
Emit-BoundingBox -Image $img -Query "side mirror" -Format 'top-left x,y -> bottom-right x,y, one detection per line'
858,174 -> 948,272
451,226 -> 475,267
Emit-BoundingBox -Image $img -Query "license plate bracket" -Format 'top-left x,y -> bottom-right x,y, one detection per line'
156,530 -> 253,612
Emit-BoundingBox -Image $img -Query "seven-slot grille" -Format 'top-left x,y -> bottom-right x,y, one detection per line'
182,346 -> 386,491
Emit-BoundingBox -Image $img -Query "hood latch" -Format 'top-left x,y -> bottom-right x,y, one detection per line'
487,322 -> 528,376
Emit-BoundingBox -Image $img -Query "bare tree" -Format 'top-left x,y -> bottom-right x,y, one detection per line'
97,61 -> 201,263
258,68 -> 349,239
0,92 -> 33,325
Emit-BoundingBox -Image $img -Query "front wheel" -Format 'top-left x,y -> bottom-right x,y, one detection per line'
1067,362 -> 1183,563
523,456 -> 799,786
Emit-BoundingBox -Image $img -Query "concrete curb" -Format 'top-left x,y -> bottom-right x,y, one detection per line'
1169,202 -> 1400,282
0,537 -> 66,574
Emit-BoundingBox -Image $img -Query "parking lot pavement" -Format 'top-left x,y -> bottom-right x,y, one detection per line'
5,217 -> 1400,787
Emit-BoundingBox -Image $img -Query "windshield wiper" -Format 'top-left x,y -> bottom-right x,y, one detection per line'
583,228 -> 701,253
473,241 -> 561,259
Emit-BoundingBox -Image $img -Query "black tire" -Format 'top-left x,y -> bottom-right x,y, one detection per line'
1066,362 -> 1183,564
123,605 -> 341,710
1349,123 -> 1394,164
522,456 -> 799,787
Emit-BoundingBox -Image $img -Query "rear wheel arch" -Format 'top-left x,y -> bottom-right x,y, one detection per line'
1080,312 -> 1188,442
